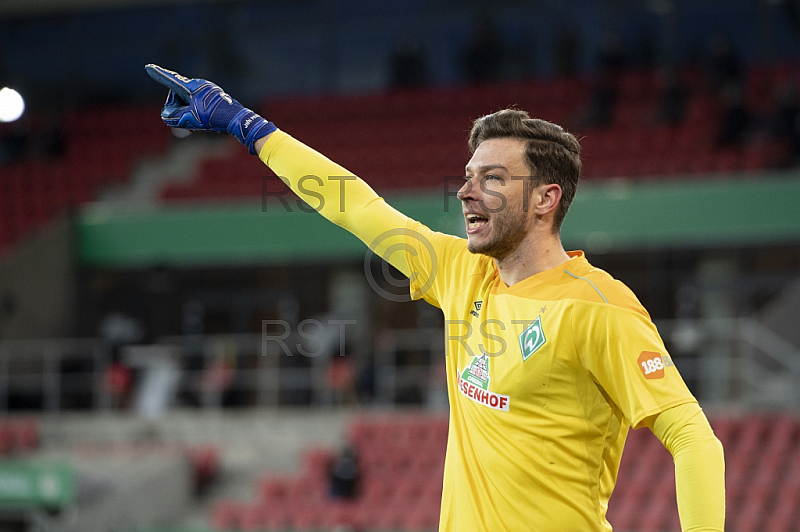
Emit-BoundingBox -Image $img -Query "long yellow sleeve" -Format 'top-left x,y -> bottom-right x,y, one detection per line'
258,130 -> 414,277
646,402 -> 726,531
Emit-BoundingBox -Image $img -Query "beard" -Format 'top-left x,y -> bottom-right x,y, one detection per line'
467,202 -> 529,260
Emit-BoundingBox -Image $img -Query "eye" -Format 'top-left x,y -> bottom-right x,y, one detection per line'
484,174 -> 500,181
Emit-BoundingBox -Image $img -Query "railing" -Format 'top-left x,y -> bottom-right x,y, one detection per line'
0,317 -> 798,413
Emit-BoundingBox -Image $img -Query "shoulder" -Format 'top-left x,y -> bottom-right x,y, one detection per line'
562,253 -> 650,318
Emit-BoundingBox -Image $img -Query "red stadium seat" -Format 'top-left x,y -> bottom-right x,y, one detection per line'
205,413 -> 800,532
210,499 -> 241,530
617,71 -> 659,101
148,65 -> 798,208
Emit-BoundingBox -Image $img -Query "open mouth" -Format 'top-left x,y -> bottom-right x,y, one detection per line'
466,213 -> 489,232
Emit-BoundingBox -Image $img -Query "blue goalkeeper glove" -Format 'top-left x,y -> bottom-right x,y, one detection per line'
145,64 -> 276,155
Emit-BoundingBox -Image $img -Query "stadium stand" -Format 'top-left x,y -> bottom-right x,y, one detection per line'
0,105 -> 171,255
1,63 -> 795,255
1,2 -> 799,531
0,417 -> 39,456
0,413 -> 221,531
210,413 -> 447,531
203,411 -> 800,532
158,64 -> 798,203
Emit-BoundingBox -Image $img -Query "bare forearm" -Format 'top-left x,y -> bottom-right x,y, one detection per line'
254,134 -> 271,156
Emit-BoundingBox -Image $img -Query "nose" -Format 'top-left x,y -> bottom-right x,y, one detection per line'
456,178 -> 475,202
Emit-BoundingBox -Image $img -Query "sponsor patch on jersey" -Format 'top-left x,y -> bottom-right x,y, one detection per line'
637,351 -> 674,379
519,316 -> 546,361
458,353 -> 510,412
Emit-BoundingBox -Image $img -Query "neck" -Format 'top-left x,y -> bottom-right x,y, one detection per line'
494,230 -> 571,286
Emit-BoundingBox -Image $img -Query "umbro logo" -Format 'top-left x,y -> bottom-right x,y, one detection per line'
469,300 -> 482,318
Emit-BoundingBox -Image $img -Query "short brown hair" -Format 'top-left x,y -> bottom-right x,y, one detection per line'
468,109 -> 581,232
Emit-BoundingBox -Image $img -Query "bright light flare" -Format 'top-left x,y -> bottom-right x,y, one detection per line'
0,87 -> 25,123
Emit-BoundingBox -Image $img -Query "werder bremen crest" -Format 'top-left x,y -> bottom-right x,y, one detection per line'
457,353 -> 510,412
519,316 -> 546,361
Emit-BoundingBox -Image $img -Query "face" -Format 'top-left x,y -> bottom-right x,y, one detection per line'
457,138 -> 535,260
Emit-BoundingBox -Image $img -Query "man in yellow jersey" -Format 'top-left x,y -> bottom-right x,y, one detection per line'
146,64 -> 725,531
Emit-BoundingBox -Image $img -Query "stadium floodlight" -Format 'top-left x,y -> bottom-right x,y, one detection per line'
0,87 -> 25,123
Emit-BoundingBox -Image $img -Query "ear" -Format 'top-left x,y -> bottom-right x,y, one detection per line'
532,183 -> 563,217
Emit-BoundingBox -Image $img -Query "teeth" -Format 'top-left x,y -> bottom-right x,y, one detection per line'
466,214 -> 488,228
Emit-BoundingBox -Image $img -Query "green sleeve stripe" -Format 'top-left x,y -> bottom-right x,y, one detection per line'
563,270 -> 609,304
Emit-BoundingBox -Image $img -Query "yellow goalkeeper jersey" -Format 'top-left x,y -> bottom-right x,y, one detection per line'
402,221 -> 696,531
258,130 -> 707,532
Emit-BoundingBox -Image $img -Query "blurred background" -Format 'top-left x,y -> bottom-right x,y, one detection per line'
0,0 -> 799,531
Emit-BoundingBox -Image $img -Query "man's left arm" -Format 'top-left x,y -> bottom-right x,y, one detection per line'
644,402 -> 725,532
573,304 -> 725,531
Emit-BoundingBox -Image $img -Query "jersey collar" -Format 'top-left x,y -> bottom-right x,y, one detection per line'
493,250 -> 589,294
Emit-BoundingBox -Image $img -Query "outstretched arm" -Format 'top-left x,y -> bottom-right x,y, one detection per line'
255,130 -> 414,277
644,403 -> 726,531
146,64 -> 414,277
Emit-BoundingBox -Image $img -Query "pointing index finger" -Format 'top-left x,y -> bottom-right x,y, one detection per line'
145,64 -> 193,101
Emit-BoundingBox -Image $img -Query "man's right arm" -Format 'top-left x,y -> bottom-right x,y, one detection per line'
257,129 -> 414,277
144,64 -> 426,281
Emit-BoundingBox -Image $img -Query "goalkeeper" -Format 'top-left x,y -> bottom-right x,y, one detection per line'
146,64 -> 725,531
